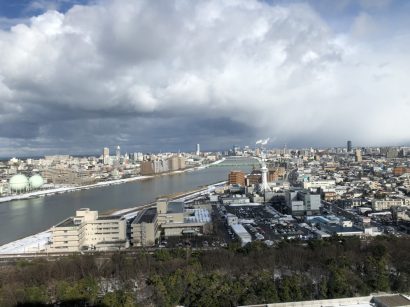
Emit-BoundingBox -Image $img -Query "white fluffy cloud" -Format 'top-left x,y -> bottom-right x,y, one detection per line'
0,0 -> 409,154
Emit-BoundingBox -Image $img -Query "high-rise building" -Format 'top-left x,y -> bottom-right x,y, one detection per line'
116,145 -> 121,162
140,161 -> 154,175
168,156 -> 180,171
386,148 -> 399,159
347,140 -> 352,152
103,147 -> 110,165
260,161 -> 271,192
133,152 -> 144,162
355,149 -> 362,162
232,145 -> 239,155
178,156 -> 186,169
196,144 -> 200,156
228,171 -> 245,186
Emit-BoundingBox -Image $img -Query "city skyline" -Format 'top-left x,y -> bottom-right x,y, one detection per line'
0,0 -> 409,156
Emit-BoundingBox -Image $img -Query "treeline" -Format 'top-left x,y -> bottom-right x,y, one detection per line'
1,236 -> 410,306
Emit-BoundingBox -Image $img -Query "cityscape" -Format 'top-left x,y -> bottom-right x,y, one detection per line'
2,142 -> 410,305
1,0 -> 410,306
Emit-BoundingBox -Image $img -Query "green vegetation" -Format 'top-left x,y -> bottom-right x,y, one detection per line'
1,236 -> 410,306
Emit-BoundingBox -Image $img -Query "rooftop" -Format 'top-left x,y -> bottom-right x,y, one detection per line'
167,201 -> 184,214
97,215 -> 123,220
373,294 -> 410,307
241,294 -> 410,307
323,224 -> 363,234
55,218 -> 75,228
133,208 -> 157,224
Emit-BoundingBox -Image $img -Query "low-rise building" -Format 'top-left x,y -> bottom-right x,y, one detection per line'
231,224 -> 252,246
285,189 -> 321,216
303,179 -> 335,190
372,198 -> 404,211
130,199 -> 213,241
221,195 -> 250,205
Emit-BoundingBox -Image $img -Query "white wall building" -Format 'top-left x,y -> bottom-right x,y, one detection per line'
372,199 -> 406,211
48,208 -> 127,252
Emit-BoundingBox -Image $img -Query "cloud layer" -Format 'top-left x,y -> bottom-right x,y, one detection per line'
0,0 -> 409,155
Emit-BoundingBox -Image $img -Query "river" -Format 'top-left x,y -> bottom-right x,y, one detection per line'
0,157 -> 256,245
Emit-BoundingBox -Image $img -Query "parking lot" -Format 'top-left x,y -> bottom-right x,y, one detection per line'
218,204 -> 314,243
153,203 -> 317,250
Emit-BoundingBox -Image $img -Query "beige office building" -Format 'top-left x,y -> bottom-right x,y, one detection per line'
48,208 -> 127,252
131,208 -> 159,247
131,198 -> 212,246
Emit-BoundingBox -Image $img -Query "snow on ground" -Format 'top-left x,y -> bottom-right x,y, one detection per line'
0,159 -> 227,254
110,206 -> 142,220
0,158 -> 226,204
111,206 -> 141,215
210,158 -> 226,165
0,175 -> 154,203
122,210 -> 141,220
0,231 -> 51,254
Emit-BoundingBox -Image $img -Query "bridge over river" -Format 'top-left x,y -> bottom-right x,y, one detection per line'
209,157 -> 260,168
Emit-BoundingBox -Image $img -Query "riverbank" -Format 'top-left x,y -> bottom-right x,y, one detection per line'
0,181 -> 226,255
0,158 -> 226,204
0,156 -> 245,247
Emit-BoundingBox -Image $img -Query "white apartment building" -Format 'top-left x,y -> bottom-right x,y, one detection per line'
303,179 -> 336,190
48,208 -> 127,252
372,199 -> 405,211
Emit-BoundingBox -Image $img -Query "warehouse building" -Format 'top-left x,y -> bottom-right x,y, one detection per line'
231,224 -> 252,247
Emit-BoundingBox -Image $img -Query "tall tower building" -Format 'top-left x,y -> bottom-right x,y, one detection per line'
116,145 -> 121,162
196,144 -> 200,156
103,147 -> 110,165
355,149 -> 362,162
347,140 -> 352,152
260,160 -> 271,193
255,148 -> 261,157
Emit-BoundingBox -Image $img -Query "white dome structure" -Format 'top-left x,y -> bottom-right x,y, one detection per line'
9,174 -> 29,192
29,174 -> 44,189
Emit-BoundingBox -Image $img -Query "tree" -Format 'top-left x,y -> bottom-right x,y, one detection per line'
24,286 -> 48,304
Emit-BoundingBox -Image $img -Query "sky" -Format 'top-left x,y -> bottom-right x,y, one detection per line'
0,0 -> 409,157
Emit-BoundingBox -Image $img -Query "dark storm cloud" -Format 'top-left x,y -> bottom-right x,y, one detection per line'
0,115 -> 255,157
0,0 -> 409,156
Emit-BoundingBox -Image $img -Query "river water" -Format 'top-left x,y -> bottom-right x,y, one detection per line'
0,157 -> 256,245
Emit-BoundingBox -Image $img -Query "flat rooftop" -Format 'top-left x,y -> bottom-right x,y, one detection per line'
97,215 -> 123,220
133,208 -> 157,224
167,201 -> 184,214
373,294 -> 410,306
323,224 -> 363,234
242,294 -> 410,307
55,218 -> 75,228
